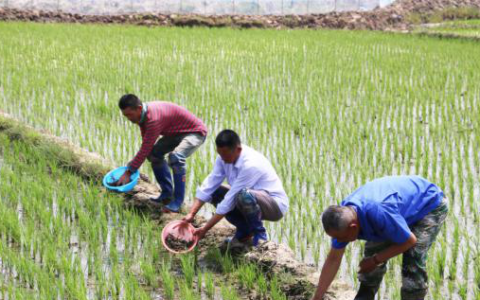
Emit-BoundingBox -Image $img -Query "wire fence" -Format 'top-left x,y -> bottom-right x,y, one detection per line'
0,0 -> 393,15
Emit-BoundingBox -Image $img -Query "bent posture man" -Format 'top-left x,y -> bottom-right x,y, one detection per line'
311,175 -> 448,300
116,94 -> 207,213
183,129 -> 288,246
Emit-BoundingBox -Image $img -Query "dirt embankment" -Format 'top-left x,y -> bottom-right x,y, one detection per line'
0,110 -> 354,299
105,135 -> 355,300
1,0 -> 479,31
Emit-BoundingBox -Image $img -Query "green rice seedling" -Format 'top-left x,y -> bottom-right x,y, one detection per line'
180,253 -> 196,289
312,243 -> 321,267
437,243 -> 447,280
125,273 -> 151,300
160,262 -> 175,300
179,280 -> 198,300
221,282 -> 240,300
109,230 -> 119,267
197,271 -> 203,293
270,274 -> 287,300
450,222 -> 461,282
236,263 -> 257,290
207,247 -> 234,274
287,232 -> 296,251
475,261 -> 480,295
220,251 -> 234,274
141,260 -> 158,288
458,282 -> 468,300
472,245 -> 480,293
257,274 -> 269,298
300,240 -> 306,261
204,271 -> 215,299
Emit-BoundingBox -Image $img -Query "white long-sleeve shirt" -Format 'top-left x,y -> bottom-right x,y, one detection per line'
196,145 -> 289,215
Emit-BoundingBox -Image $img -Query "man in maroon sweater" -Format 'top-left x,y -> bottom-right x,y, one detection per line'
116,94 -> 207,213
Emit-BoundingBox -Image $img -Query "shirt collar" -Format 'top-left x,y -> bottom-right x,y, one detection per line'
352,204 -> 370,240
345,203 -> 367,240
233,145 -> 246,169
139,103 -> 148,124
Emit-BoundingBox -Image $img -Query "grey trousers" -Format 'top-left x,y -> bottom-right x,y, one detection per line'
211,185 -> 283,221
147,133 -> 206,168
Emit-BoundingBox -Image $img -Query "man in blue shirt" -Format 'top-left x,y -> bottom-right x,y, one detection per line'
311,176 -> 448,300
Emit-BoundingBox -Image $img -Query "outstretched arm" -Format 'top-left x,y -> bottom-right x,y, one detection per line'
311,247 -> 345,300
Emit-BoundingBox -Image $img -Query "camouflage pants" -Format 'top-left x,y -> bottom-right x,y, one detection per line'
357,199 -> 448,300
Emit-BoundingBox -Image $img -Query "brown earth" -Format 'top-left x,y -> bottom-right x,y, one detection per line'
246,242 -> 356,299
1,0 -> 479,31
165,235 -> 194,251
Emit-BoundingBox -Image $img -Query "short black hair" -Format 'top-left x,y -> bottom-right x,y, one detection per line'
215,129 -> 241,150
119,94 -> 142,110
322,205 -> 352,232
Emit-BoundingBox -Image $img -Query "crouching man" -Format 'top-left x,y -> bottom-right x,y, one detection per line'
183,129 -> 289,247
311,175 -> 448,300
116,94 -> 207,213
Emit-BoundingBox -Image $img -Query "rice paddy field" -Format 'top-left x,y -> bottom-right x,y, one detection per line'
0,124 -> 274,300
0,21 -> 480,299
418,19 -> 480,37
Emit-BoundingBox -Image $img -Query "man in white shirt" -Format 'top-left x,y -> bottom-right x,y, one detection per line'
183,129 -> 289,246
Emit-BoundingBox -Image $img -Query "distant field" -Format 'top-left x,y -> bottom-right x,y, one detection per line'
418,19 -> 480,37
0,22 -> 479,299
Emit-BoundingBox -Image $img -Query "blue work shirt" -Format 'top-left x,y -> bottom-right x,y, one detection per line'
332,175 -> 444,249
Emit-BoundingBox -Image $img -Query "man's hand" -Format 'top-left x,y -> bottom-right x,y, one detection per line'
182,213 -> 195,223
193,227 -> 208,241
358,233 -> 417,274
359,256 -> 378,274
183,199 -> 205,223
116,170 -> 132,186
192,213 -> 224,242
311,247 -> 345,300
